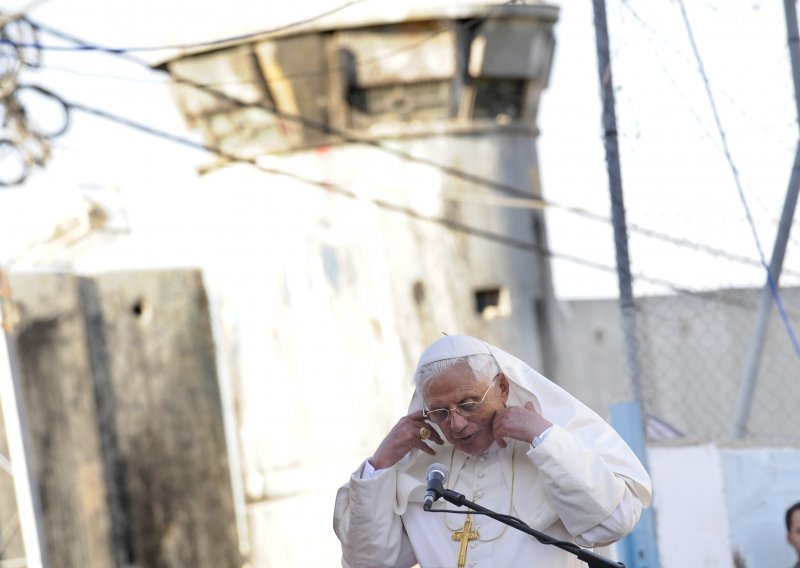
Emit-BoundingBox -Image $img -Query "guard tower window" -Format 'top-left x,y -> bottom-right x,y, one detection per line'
474,286 -> 511,320
336,22 -> 457,129
472,79 -> 526,121
347,80 -> 451,128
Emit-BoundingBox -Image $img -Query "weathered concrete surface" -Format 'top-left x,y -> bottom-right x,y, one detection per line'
10,271 -> 116,568
550,289 -> 800,443
1,269 -> 240,568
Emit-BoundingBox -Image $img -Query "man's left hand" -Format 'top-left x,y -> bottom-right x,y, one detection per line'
491,401 -> 553,448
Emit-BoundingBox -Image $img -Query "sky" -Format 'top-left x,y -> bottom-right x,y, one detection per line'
0,0 -> 799,300
538,0 -> 800,298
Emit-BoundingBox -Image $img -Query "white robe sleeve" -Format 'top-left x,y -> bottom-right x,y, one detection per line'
527,425 -> 644,546
575,486 -> 642,547
333,461 -> 418,568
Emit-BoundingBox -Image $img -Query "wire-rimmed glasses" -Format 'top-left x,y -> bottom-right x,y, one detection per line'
422,374 -> 500,424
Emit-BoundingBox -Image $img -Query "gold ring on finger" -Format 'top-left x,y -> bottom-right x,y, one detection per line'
419,426 -> 432,440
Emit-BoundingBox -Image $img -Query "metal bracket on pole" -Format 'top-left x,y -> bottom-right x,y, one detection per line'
0,268 -> 49,568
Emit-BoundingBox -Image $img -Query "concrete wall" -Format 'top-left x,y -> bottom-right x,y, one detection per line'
549,291 -> 800,443
1,270 -> 240,567
194,131 -> 554,566
649,445 -> 734,567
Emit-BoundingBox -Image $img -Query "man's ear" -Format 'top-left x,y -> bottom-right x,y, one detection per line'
498,374 -> 510,402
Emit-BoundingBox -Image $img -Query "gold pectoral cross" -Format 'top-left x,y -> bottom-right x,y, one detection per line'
452,515 -> 480,568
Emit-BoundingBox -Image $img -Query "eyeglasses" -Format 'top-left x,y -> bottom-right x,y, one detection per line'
423,374 -> 500,424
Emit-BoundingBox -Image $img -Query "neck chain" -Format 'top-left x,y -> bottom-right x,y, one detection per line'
442,441 -> 516,542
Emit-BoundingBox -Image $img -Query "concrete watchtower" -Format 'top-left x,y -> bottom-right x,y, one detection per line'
156,3 -> 559,565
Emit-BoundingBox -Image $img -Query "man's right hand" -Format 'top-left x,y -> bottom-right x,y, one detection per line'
370,410 -> 444,470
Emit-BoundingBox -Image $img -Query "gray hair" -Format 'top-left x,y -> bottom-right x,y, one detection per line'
415,353 -> 500,396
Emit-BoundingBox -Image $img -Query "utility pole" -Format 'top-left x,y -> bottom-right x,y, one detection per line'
732,0 -> 800,439
591,0 -> 659,566
0,268 -> 49,568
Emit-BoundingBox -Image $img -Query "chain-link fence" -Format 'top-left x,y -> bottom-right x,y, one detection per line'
550,254 -> 800,448
632,285 -> 800,445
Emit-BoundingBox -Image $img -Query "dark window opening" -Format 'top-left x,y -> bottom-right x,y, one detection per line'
475,288 -> 501,315
472,79 -> 526,121
474,286 -> 511,320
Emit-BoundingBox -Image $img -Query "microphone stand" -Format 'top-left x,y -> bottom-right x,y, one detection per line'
435,488 -> 625,568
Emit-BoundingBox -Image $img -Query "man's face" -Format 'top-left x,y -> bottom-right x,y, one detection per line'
789,509 -> 800,556
424,363 -> 509,456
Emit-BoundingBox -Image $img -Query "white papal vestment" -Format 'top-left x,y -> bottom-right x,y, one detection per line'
333,336 -> 652,568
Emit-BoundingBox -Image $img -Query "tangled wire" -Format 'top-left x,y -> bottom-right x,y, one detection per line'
0,15 -> 70,186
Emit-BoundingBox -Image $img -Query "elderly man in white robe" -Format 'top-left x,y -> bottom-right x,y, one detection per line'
334,335 -> 652,568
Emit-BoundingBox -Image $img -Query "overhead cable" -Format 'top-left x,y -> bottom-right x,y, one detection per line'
18,16 -> 800,279
677,0 -> 800,359
3,0 -> 371,53
65,95 -> 800,318
15,16 -> 800,282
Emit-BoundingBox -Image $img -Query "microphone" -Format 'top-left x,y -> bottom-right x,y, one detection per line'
423,463 -> 449,511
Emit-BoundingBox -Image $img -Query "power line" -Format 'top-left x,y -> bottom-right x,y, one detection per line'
677,0 -> 800,358
0,17 -> 788,311
5,0 -> 372,53
30,17 -> 461,91
21,43 -> 800,279
63,97 -> 613,273
15,12 -> 800,286
27,63 -> 170,84
65,94 -> 800,318
19,16 -> 800,279
619,0 -> 800,262
22,5 -> 479,82
200,22 -> 461,90
603,1 -> 800,277
12,0 -> 525,58
27,20 -> 565,197
153,59 -> 800,278
61,95 -> 708,297
618,1 -> 720,146
24,9 -> 498,98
